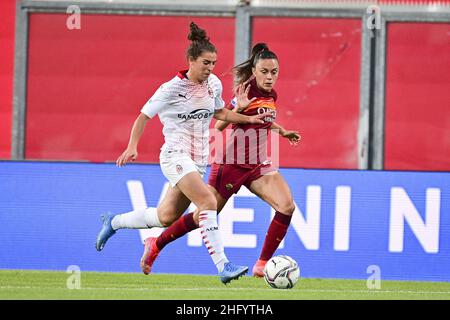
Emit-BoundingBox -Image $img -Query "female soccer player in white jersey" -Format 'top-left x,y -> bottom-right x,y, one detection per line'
95,22 -> 269,284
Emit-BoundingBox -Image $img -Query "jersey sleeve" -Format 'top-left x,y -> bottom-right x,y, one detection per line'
227,97 -> 237,110
140,84 -> 173,118
210,75 -> 225,110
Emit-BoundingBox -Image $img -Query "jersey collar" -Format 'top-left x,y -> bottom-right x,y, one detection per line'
177,70 -> 189,79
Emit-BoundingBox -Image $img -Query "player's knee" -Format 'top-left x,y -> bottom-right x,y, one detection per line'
159,216 -> 177,227
278,201 -> 295,215
157,208 -> 178,227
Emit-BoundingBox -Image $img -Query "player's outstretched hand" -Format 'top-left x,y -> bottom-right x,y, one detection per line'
248,112 -> 272,124
282,130 -> 301,146
235,80 -> 257,112
116,148 -> 138,167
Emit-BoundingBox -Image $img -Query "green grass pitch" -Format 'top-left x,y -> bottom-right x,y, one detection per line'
0,270 -> 449,300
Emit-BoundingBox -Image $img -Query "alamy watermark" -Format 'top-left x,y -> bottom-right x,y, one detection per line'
66,265 -> 81,289
66,5 -> 81,30
366,265 -> 381,290
366,5 -> 381,30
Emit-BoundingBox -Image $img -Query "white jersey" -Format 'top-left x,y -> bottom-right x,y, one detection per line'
141,71 -> 225,166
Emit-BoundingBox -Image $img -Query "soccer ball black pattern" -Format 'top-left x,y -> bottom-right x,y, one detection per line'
263,255 -> 300,289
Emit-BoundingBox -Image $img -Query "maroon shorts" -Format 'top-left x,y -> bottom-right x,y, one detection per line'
208,163 -> 276,200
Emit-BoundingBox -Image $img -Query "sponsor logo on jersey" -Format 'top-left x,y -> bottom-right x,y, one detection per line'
178,108 -> 214,121
225,183 -> 233,191
176,164 -> 183,174
257,107 -> 276,122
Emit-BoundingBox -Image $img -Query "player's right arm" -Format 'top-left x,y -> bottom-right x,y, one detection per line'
215,82 -> 256,132
116,112 -> 150,167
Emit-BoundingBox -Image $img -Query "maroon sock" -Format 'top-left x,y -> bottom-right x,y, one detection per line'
259,211 -> 292,261
155,212 -> 198,250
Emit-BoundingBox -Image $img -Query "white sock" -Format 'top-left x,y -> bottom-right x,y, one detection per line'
198,210 -> 228,272
111,207 -> 163,230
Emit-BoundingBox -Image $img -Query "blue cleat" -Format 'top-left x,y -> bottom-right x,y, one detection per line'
95,213 -> 117,251
219,262 -> 248,284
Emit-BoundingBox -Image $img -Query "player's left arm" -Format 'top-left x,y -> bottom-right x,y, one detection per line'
214,105 -> 241,131
271,122 -> 301,146
214,108 -> 269,126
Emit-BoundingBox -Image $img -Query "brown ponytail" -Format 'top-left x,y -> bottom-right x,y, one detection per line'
232,43 -> 278,87
186,22 -> 216,60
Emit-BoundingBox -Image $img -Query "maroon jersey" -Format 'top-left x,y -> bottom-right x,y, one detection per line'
220,79 -> 277,168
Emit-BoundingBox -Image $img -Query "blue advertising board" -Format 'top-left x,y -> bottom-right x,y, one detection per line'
0,161 -> 449,281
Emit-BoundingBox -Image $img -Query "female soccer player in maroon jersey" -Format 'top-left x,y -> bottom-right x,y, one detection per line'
142,43 -> 301,277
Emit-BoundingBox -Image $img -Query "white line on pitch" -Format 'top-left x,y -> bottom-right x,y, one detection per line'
1,286 -> 450,295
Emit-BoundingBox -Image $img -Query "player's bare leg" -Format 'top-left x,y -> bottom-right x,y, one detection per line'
156,185 -> 228,249
176,172 -> 248,284
145,185 -> 229,275
141,185 -> 191,274
249,171 -> 295,277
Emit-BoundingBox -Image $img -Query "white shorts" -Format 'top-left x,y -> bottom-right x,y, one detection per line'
159,149 -> 207,187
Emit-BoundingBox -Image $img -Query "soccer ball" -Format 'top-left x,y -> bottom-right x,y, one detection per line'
263,255 -> 300,289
